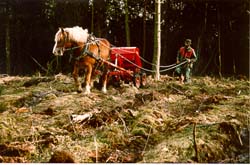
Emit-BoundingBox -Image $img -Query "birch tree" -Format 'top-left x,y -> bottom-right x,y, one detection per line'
142,0 -> 147,58
152,0 -> 161,80
90,0 -> 94,33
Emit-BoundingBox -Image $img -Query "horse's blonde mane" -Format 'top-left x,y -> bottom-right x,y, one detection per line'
55,26 -> 89,43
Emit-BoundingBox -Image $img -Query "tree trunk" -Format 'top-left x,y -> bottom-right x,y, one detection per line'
142,0 -> 147,58
91,0 -> 94,33
152,0 -> 161,80
5,8 -> 11,75
194,2 -> 208,75
124,0 -> 130,46
217,4 -> 222,78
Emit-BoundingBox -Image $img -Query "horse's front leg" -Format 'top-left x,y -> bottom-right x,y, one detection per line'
72,63 -> 83,93
84,64 -> 92,95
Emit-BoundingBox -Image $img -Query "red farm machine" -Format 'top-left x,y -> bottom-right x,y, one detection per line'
107,47 -> 147,88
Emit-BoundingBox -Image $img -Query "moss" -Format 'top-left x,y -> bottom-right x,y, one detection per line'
0,85 -> 4,95
0,102 -> 7,113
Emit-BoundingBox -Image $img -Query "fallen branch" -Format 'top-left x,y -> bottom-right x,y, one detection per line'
30,56 -> 48,72
68,114 -> 77,134
171,85 -> 184,95
94,135 -> 98,163
115,110 -> 129,133
175,123 -> 190,132
235,129 -> 243,146
142,125 -> 152,156
193,122 -> 199,162
71,113 -> 93,123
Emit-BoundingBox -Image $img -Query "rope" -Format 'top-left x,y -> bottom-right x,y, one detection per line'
117,53 -> 187,73
158,61 -> 187,72
109,45 -> 177,68
140,56 -> 177,68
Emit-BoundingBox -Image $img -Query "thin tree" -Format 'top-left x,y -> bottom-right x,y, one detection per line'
142,0 -> 147,58
5,4 -> 11,75
90,0 -> 94,33
217,4 -> 222,78
152,0 -> 161,80
124,0 -> 130,46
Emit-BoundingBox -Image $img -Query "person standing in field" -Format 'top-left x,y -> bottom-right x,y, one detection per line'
175,39 -> 197,84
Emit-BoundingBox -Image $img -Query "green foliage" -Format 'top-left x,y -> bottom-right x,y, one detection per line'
44,0 -> 56,20
0,85 -> 4,95
0,102 -> 7,113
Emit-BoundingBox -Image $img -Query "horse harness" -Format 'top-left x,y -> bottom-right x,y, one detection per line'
68,35 -> 105,73
69,35 -> 102,62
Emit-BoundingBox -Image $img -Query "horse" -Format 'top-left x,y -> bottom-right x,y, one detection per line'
52,26 -> 110,94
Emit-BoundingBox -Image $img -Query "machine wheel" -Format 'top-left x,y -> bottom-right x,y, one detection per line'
134,74 -> 141,88
109,75 -> 121,87
140,72 -> 147,87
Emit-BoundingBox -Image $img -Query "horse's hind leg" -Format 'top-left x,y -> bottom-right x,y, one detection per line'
100,65 -> 108,93
72,63 -> 83,93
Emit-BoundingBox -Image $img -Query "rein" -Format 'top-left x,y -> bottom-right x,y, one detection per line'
65,46 -> 81,51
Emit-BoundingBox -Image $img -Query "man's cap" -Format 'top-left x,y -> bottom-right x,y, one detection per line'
185,39 -> 192,44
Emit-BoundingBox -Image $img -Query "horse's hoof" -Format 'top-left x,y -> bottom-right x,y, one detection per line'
77,90 -> 82,93
101,87 -> 107,94
77,88 -> 83,93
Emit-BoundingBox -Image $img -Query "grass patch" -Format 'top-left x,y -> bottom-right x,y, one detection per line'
0,85 -> 4,95
0,102 -> 7,113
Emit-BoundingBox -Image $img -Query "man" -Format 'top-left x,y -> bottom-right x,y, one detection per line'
175,39 -> 197,84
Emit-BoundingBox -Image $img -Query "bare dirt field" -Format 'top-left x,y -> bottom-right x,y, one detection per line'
0,74 -> 249,163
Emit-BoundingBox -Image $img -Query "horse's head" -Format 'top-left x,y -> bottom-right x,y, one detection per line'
53,27 -> 69,56
53,26 -> 89,56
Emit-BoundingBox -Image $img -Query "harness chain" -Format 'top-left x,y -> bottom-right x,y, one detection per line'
64,35 -> 187,73
118,53 -> 188,73
109,43 -> 177,68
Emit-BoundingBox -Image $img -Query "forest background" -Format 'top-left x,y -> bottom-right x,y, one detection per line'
0,0 -> 249,77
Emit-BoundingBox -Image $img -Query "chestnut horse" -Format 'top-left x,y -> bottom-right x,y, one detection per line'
52,26 -> 110,94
